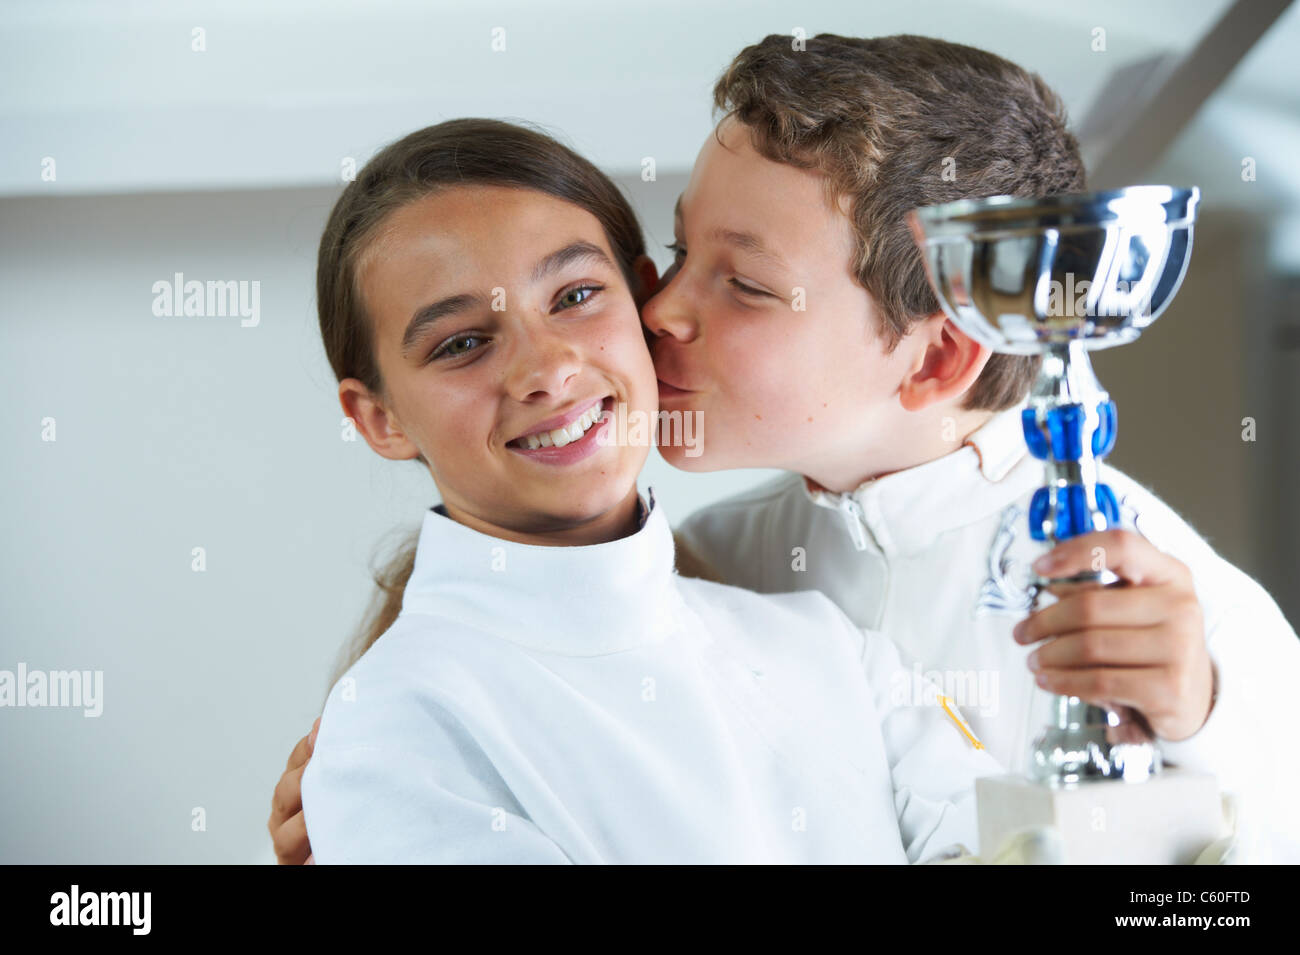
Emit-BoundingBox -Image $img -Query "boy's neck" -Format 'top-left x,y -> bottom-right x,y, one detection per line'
802,406 -> 996,495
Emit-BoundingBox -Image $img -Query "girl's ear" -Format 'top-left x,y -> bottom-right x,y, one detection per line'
630,254 -> 661,307
338,378 -> 423,462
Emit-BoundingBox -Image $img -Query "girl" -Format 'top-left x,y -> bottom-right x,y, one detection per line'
297,118 -> 998,864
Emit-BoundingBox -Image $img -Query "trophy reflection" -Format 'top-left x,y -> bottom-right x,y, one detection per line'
911,187 -> 1228,862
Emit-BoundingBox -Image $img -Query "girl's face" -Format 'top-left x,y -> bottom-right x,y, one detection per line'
343,185 -> 658,545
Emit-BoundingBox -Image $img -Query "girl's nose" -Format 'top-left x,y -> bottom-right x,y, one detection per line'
504,328 -> 585,403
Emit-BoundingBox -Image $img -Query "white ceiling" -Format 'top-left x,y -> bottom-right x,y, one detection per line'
0,0 -> 1295,197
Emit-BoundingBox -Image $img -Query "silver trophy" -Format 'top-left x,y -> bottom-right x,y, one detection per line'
909,185 -> 1200,787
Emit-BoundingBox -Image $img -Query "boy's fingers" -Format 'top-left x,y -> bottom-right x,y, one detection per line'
1033,664 -> 1163,711
270,810 -> 311,866
1034,529 -> 1187,588
1029,628 -> 1167,670
284,731 -> 314,772
1106,707 -> 1157,745
309,716 -> 321,750
1014,585 -> 1175,644
270,762 -> 306,823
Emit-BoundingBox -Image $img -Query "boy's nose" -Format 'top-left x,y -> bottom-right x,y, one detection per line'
641,277 -> 698,344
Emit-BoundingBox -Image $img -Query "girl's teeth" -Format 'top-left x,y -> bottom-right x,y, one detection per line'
518,400 -> 604,451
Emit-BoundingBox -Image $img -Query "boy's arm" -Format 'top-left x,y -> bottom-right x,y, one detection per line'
1016,528 -> 1300,861
1150,584 -> 1300,861
857,630 -> 1005,864
267,718 -> 319,865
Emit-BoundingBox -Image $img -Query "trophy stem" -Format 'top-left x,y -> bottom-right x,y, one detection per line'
1023,343 -> 1162,785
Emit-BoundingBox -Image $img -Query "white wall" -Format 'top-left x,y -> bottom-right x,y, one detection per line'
0,0 -> 1242,196
3,0 -> 1299,864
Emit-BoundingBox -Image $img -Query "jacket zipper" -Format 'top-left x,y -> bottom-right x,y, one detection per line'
837,495 -> 870,552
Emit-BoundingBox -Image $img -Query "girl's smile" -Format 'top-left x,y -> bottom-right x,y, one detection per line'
506,394 -> 615,465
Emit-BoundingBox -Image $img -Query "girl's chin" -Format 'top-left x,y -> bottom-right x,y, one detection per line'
509,463 -> 641,511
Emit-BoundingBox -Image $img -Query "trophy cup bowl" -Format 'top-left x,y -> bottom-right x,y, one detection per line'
909,185 -> 1200,787
910,185 -> 1198,355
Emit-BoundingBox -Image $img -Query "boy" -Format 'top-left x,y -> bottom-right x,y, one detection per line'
648,33 -> 1300,860
271,33 -> 1300,863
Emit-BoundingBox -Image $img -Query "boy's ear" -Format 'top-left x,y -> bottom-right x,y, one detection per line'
339,379 -> 423,462
630,254 -> 661,307
898,314 -> 992,412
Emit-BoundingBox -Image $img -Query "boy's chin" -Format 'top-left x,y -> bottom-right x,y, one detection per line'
655,442 -> 725,473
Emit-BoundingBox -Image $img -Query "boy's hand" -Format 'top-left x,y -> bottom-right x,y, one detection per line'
268,717 -> 319,865
1011,529 -> 1214,743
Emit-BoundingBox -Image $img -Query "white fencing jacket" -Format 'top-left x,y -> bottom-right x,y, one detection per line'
301,492 -> 1001,864
676,405 -> 1300,862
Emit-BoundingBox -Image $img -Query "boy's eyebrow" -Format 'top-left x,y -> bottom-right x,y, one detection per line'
673,194 -> 788,272
401,241 -> 614,357
711,227 -> 788,271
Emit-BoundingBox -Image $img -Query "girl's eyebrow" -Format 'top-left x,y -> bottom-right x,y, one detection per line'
401,293 -> 484,357
531,240 -> 614,282
400,241 -> 614,358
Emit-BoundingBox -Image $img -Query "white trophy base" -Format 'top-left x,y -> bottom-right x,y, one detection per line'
977,769 -> 1226,864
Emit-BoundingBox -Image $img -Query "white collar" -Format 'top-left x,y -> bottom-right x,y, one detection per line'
799,404 -> 1036,556
401,488 -> 679,655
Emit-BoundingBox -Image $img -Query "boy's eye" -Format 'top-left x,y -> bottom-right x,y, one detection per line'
432,334 -> 486,361
555,285 -> 603,311
666,241 -> 686,260
729,278 -> 770,298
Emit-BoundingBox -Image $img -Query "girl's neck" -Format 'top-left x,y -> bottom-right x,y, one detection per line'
440,485 -> 645,547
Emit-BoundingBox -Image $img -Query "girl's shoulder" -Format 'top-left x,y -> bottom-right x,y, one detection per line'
319,611 -> 510,741
674,575 -> 863,666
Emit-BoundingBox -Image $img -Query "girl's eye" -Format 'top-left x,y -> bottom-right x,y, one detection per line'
666,241 -> 686,260
556,285 -> 602,310
432,334 -> 486,361
729,278 -> 770,298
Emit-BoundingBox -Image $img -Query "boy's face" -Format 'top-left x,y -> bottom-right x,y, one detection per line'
641,118 -> 921,484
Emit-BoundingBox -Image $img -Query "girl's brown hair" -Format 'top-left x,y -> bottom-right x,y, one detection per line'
316,118 -> 648,686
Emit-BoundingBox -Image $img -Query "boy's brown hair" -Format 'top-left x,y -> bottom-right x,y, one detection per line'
714,33 -> 1086,410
